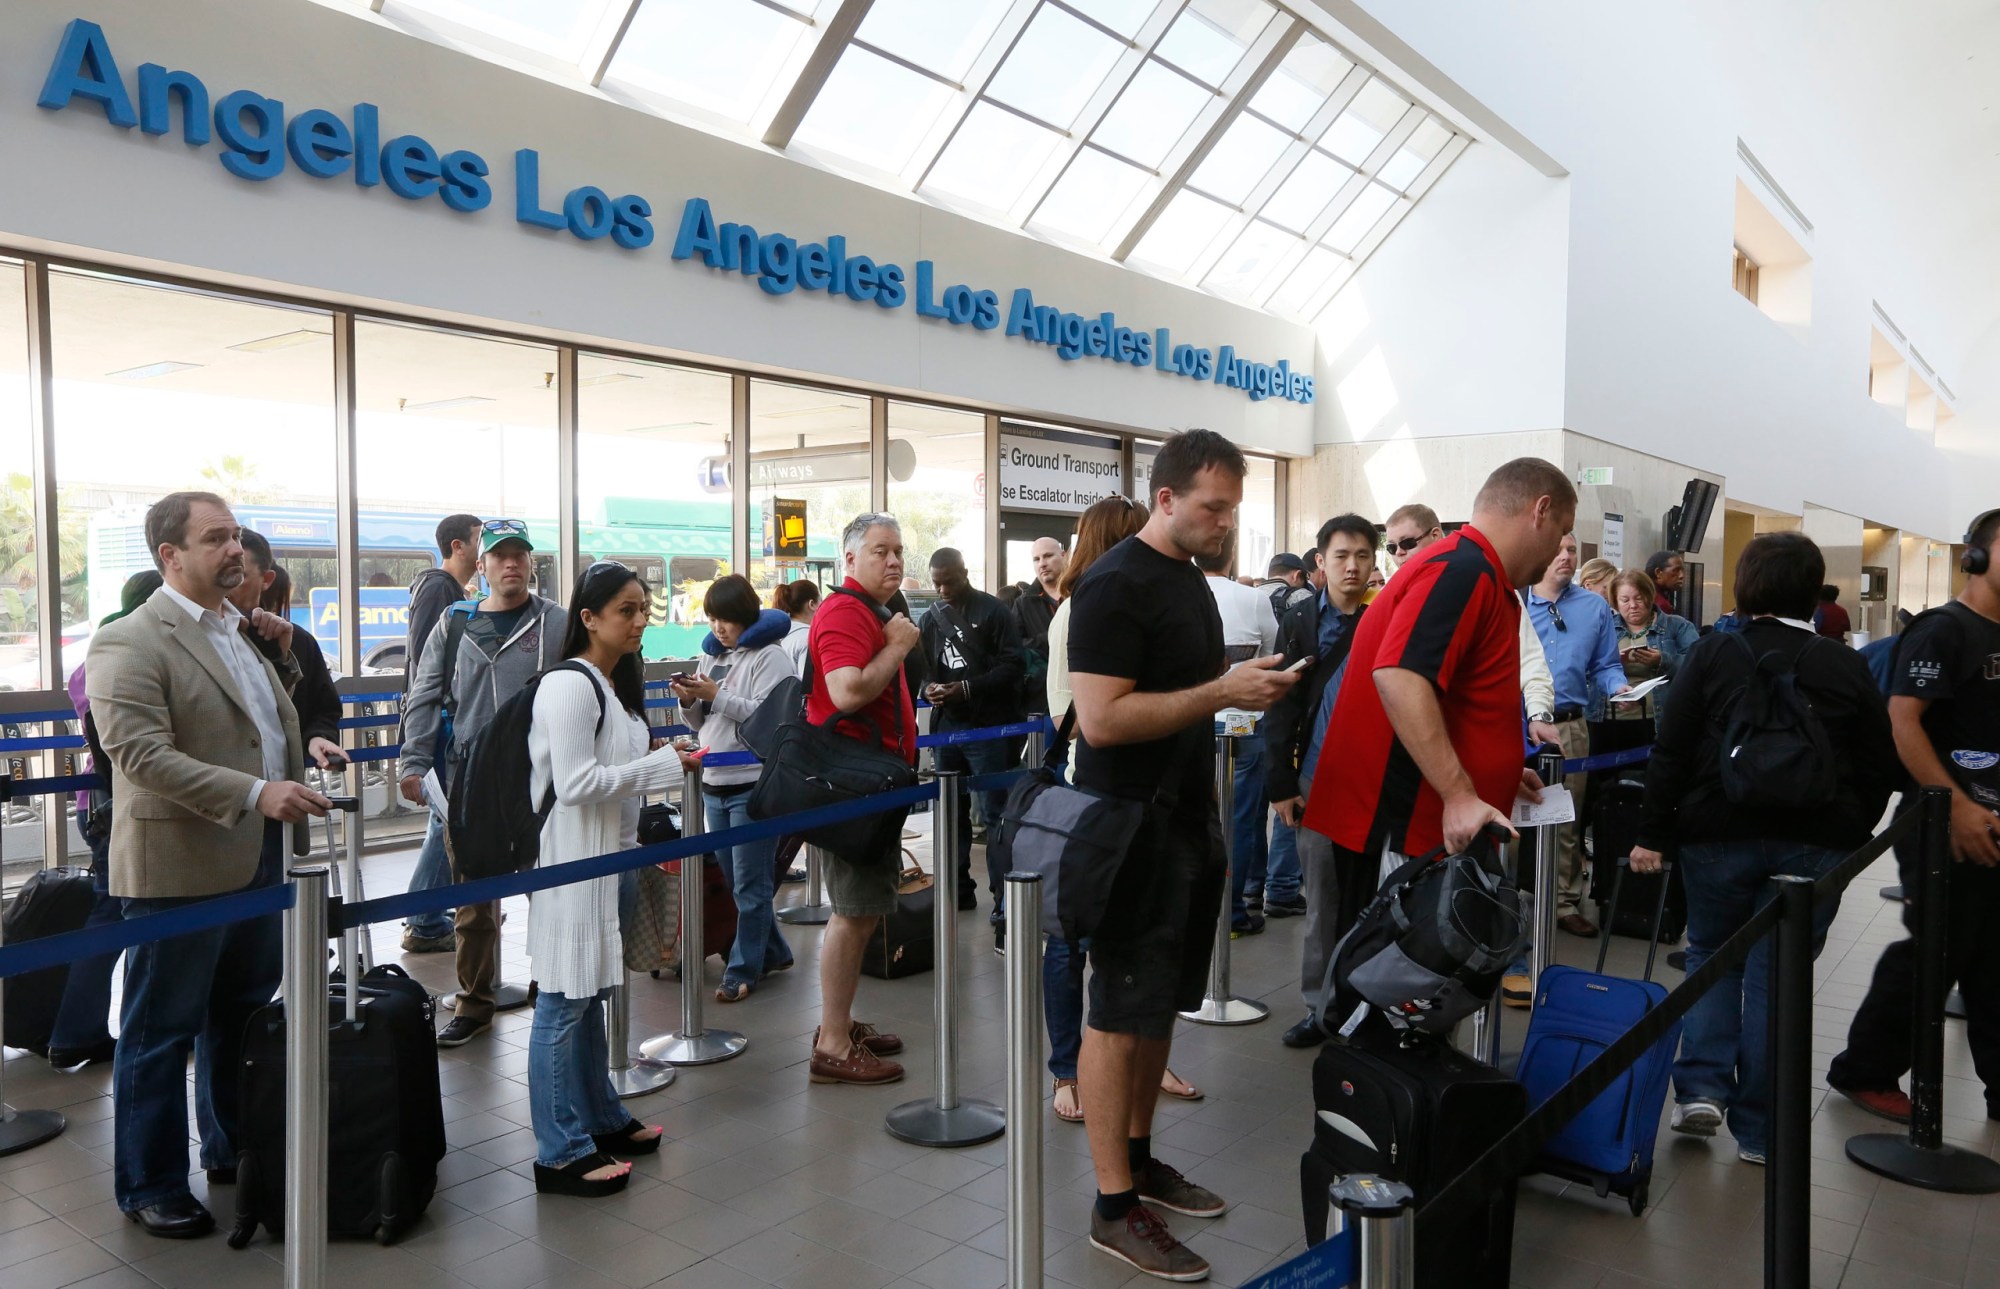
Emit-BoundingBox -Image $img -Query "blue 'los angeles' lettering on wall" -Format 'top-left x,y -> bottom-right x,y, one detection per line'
33,18 -> 1313,406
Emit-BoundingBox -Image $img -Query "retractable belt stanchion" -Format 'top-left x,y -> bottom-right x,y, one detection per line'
641,760 -> 746,1065
778,845 -> 831,926
1531,746 -> 1564,986
1331,1175 -> 1415,1289
1180,728 -> 1268,1026
0,778 -> 65,1157
607,978 -> 675,1097
1004,871 -> 1044,1289
283,860 -> 331,1289
1466,836 -> 1508,1067
1764,874 -> 1815,1289
1847,787 -> 2000,1193
888,768 -> 1005,1146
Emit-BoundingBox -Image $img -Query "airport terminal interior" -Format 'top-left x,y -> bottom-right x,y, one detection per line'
2,0 -> 1999,1286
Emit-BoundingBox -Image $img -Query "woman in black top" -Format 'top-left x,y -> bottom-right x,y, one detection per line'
1630,533 -> 1898,1164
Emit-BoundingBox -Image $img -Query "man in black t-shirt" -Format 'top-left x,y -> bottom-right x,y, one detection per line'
1829,508 -> 2000,1122
1067,430 -> 1299,1282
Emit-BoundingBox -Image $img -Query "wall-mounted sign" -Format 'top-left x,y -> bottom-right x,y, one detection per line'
998,425 -> 1123,515
1579,466 -> 1615,487
34,18 -> 1315,408
772,498 -> 806,557
1601,512 -> 1625,565
1132,441 -> 1159,505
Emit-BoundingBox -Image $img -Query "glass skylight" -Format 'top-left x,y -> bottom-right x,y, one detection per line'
1155,0 -> 1276,88
1188,113 -> 1291,205
1203,219 -> 1296,299
792,43 -> 957,173
606,0 -> 814,121
1032,147 -> 1154,243
1128,187 -> 1233,274
925,104 -> 1064,210
1323,181 -> 1400,254
1262,150 -> 1358,233
1094,60 -> 1213,168
1321,77 -> 1411,166
1066,0 -> 1157,38
855,0 -> 1012,83
986,3 -> 1126,129
1249,35 -> 1352,130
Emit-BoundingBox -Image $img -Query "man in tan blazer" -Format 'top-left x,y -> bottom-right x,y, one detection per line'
87,491 -> 330,1239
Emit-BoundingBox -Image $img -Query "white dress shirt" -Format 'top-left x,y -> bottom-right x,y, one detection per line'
158,583 -> 288,814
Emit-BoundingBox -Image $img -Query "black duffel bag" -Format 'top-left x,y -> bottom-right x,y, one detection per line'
987,711 -> 1143,943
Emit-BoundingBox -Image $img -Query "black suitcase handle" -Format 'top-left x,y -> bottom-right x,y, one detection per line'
1594,855 -> 1675,981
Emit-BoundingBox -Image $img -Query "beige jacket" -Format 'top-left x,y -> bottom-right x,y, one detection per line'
86,588 -> 306,899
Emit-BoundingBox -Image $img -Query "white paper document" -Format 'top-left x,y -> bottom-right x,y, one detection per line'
1513,784 -> 1576,828
1607,675 -> 1669,704
421,768 -> 449,823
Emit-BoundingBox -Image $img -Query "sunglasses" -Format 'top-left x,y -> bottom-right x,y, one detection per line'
1546,601 -> 1567,633
483,518 -> 528,535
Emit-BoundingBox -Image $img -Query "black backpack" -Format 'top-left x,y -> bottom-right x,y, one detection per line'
444,661 -> 603,882
1717,633 -> 1836,809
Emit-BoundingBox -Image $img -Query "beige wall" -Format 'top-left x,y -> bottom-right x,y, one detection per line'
1284,430 -> 1565,552
1719,510 -> 1757,617
1802,504 -> 1864,629
1860,525 -> 1901,641
1562,433 -> 1725,624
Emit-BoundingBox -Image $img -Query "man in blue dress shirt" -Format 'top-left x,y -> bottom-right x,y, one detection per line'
1524,532 -> 1629,935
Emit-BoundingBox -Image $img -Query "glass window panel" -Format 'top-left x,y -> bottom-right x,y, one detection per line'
48,271 -> 337,671
354,319 -> 558,668
1323,180 -> 1399,254
1202,219 -> 1298,298
1378,116 -> 1453,191
986,3 -> 1126,129
1127,188 -> 1233,274
889,402 -> 987,595
1266,245 -> 1347,315
1188,113 -> 1289,204
0,262 -> 38,696
1155,0 -> 1274,88
747,381 -> 870,596
792,45 -> 959,173
1031,147 -> 1153,243
1248,35 -> 1352,131
604,0 -> 814,122
394,0 -> 609,56
925,103 -> 1064,210
1066,0 -> 1157,38
1261,149 -> 1355,232
1320,77 -> 1409,165
1093,60 -> 1211,168
1239,454 -> 1278,579
576,353 -> 734,661
856,0 -> 1012,83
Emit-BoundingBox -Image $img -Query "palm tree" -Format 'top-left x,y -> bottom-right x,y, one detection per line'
199,453 -> 275,503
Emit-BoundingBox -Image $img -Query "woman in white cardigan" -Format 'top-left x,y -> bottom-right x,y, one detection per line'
527,562 -> 689,1198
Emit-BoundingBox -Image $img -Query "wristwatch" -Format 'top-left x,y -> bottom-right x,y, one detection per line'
1529,710 -> 1554,725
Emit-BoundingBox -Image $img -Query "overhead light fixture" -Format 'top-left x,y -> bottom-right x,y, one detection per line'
228,329 -> 329,354
399,395 -> 497,413
108,360 -> 201,381
580,372 -> 642,388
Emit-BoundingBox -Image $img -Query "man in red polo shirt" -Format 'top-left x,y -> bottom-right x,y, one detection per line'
1304,458 -> 1576,941
804,512 -> 920,1086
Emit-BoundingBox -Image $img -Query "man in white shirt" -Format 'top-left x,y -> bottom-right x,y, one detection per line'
1197,534 -> 1281,934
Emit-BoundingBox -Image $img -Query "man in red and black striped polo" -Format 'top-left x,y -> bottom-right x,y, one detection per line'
1303,458 -> 1577,941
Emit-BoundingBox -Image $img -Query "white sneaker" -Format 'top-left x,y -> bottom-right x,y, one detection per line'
1670,1099 -> 1724,1137
1738,1147 -> 1766,1165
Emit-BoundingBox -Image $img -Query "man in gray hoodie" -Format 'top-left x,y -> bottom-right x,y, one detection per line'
399,519 -> 566,1046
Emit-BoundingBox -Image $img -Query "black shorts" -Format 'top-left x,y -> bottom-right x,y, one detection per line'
1087,800 -> 1225,1040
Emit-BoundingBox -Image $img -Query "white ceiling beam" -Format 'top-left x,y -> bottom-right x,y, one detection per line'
761,0 -> 877,149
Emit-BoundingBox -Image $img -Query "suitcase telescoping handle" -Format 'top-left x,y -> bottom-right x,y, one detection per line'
319,794 -> 365,1022
1595,854 -> 1674,982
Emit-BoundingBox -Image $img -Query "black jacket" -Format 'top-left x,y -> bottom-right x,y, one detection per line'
1637,619 -> 1898,853
406,567 -> 463,690
920,589 -> 1024,728
1263,594 -> 1366,802
252,627 -> 340,749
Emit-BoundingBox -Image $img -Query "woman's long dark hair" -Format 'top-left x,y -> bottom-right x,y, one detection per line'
561,564 -> 650,718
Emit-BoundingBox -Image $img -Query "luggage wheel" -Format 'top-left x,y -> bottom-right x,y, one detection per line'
377,1153 -> 403,1246
1627,1184 -> 1648,1218
226,1155 -> 256,1249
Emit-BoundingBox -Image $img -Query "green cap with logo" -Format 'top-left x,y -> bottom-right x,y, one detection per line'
479,518 -> 534,554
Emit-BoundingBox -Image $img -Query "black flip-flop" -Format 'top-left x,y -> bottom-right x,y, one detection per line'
534,1152 -> 631,1197
592,1119 -> 664,1156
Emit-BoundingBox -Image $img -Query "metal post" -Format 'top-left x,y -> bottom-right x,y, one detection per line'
284,863 -> 330,1289
322,795 -> 362,1022
1764,875 -> 1814,1289
641,761 -> 745,1065
1004,871 -> 1043,1289
0,781 -> 64,1158
1024,723 -> 1045,772
337,777 -> 373,977
606,981 -> 675,1097
1180,731 -> 1268,1025
778,844 -> 831,925
1531,747 -> 1564,985
1331,1175 -> 1414,1289
490,923 -> 532,1010
888,770 -> 1005,1145
1467,838 -> 1508,1067
1848,787 -> 2000,1192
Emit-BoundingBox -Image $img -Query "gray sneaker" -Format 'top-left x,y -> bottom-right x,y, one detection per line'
1670,1098 -> 1724,1138
1089,1205 -> 1209,1282
1135,1158 -> 1227,1217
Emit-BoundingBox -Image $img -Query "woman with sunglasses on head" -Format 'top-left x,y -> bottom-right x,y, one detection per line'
672,575 -> 798,1002
526,561 -> 692,1198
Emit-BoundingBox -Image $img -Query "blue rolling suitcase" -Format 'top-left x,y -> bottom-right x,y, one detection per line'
1515,856 -> 1680,1215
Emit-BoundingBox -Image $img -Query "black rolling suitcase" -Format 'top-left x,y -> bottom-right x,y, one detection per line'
1,866 -> 96,1054
1587,774 -> 1685,942
1300,1036 -> 1524,1288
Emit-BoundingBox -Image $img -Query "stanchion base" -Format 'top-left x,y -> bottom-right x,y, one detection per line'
1880,884 -> 1905,901
884,1097 -> 1005,1147
0,1106 -> 66,1158
777,904 -> 831,926
493,981 -> 533,1011
1947,987 -> 1969,1020
1847,1133 -> 2000,1193
609,1057 -> 678,1098
640,1030 -> 747,1066
1178,996 -> 1270,1026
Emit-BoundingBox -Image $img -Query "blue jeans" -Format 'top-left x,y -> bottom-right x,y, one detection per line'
114,825 -> 283,1211
705,788 -> 792,988
934,723 -> 1020,920
405,813 -> 455,940
1043,936 -> 1088,1080
528,987 -> 629,1169
1229,733 -> 1270,926
1266,814 -> 1302,902
1674,838 -> 1845,1154
50,831 -> 122,1053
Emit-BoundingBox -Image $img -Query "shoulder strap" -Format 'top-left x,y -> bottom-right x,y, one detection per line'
437,601 -> 475,720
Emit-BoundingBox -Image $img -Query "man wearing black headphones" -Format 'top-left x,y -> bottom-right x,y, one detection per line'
1828,508 -> 2000,1123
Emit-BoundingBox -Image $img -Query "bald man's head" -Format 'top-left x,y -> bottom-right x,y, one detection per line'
1030,537 -> 1068,592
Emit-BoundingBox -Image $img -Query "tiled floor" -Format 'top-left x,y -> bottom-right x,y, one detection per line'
2,829 -> 1998,1288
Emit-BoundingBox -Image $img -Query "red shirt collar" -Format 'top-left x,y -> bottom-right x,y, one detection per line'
1454,524 -> 1509,582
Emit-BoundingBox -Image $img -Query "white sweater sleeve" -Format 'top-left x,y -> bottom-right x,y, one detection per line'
535,670 -> 684,809
1518,594 -> 1555,717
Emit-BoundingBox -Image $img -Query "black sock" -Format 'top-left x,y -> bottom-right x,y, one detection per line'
1096,1188 -> 1138,1222
1128,1135 -> 1152,1172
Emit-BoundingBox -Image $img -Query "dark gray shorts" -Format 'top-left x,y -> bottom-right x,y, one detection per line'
822,839 -> 900,918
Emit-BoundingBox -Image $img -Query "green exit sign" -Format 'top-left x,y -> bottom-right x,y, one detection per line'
1578,467 -> 1615,486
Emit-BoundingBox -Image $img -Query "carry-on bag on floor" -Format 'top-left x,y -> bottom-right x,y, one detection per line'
863,851 -> 934,980
1516,856 -> 1680,1216
1301,1035 -> 1524,1289
1587,774 -> 1686,942
0,865 -> 96,1054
